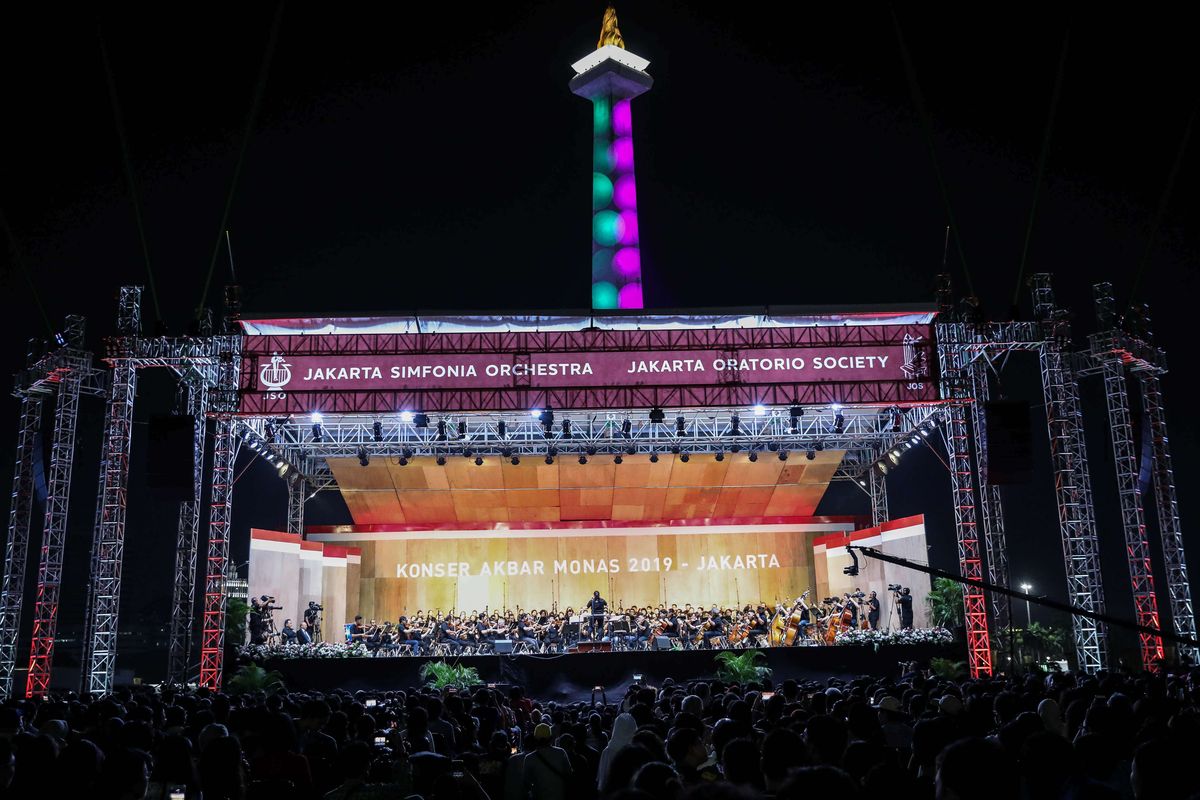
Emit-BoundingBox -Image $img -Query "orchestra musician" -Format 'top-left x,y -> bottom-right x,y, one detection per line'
516,614 -> 540,650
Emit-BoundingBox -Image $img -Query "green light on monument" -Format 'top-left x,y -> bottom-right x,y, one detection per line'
592,173 -> 613,209
593,97 -> 610,136
592,281 -> 618,309
593,210 -> 624,247
593,142 -> 614,173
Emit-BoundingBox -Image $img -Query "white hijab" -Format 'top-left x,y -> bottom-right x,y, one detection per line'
597,713 -> 638,791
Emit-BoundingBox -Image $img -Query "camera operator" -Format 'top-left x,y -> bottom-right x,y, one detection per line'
866,590 -> 881,630
895,586 -> 914,629
252,594 -> 283,644
304,601 -> 323,641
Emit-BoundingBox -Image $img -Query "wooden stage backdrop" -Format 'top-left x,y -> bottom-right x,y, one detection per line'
305,519 -> 861,623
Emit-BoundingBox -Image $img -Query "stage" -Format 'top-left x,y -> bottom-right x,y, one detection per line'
246,642 -> 961,699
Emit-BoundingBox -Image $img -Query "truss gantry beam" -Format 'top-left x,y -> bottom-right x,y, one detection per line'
0,397 -> 43,698
935,325 -> 993,678
1031,274 -> 1108,673
867,465 -> 889,528
245,405 -> 946,491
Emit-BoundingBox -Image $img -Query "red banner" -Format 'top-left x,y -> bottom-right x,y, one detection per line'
238,324 -> 937,413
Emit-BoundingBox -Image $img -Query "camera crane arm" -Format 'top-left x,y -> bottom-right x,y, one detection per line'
848,545 -> 1200,651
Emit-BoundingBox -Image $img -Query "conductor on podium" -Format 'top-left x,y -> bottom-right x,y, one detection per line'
586,590 -> 608,639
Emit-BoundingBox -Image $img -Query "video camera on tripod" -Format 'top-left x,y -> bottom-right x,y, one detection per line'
249,594 -> 283,644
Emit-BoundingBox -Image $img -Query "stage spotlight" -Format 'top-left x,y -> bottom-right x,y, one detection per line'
474,456 -> 483,466
626,444 -> 636,455
585,445 -> 597,456
436,455 -> 446,466
730,444 -> 741,453
680,453 -> 690,463
545,455 -> 554,465
767,441 -> 778,452
373,421 -> 383,442
539,408 -> 555,430
497,419 -> 507,438
399,410 -> 415,424
457,420 -> 467,439
748,451 -> 758,462
311,423 -> 322,442
831,403 -> 843,412
562,419 -> 572,438
621,419 -> 632,437
437,419 -> 447,440
649,452 -> 659,463
789,405 -> 804,419
814,441 -> 824,451
833,412 -> 846,434
398,456 -> 408,466
675,416 -> 686,435
311,411 -> 324,425
753,404 -> 767,416
277,462 -> 289,477
910,435 -> 920,445
548,446 -> 559,456
413,413 -> 429,428
357,448 -> 370,467
778,451 -> 788,461
648,407 -> 666,424
806,449 -> 816,460
888,450 -> 901,466
671,444 -> 681,455
730,415 -> 741,436
501,447 -> 512,458
511,456 -> 520,465
578,454 -> 587,465
877,461 -> 888,475
463,448 -> 473,458
614,454 -> 623,465
402,448 -> 413,459
715,451 -> 725,462
530,408 -> 542,418
858,478 -> 867,486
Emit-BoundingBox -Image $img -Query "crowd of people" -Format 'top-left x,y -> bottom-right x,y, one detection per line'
2,660 -> 1197,799
327,589 -> 916,656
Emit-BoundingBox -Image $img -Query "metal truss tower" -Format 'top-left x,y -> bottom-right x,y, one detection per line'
287,479 -> 306,536
86,289 -> 142,695
1084,283 -> 1163,670
968,360 -> 1011,634
0,397 -> 42,697
1031,274 -> 1108,672
867,466 -> 888,528
199,336 -> 241,691
166,381 -> 208,685
1141,375 -> 1197,662
26,366 -> 83,696
935,324 -> 993,678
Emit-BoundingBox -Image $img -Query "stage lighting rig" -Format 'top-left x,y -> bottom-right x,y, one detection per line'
399,410 -> 415,424
372,421 -> 383,442
730,415 -> 741,436
413,413 -> 429,428
497,419 -> 507,438
675,416 -> 686,435
806,449 -> 816,460
680,453 -> 689,463
649,452 -> 659,463
778,451 -> 788,461
357,448 -> 369,467
437,419 -> 447,441
614,454 -> 623,464
579,454 -> 587,464
648,407 -> 666,424
715,451 -> 725,462
748,451 -> 758,462
436,455 -> 446,466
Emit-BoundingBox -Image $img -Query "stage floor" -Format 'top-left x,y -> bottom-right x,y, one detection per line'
252,642 -> 960,699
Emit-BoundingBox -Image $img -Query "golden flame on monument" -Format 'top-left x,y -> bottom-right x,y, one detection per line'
597,4 -> 625,49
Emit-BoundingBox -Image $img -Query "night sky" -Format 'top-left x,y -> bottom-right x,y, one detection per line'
1,4 -> 1197,676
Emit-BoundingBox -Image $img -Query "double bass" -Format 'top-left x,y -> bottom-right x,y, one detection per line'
781,591 -> 810,646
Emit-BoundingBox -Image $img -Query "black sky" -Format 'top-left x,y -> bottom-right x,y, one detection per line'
1,3 -> 1197,676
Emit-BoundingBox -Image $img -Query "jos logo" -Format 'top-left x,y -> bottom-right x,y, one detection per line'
259,354 -> 293,391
